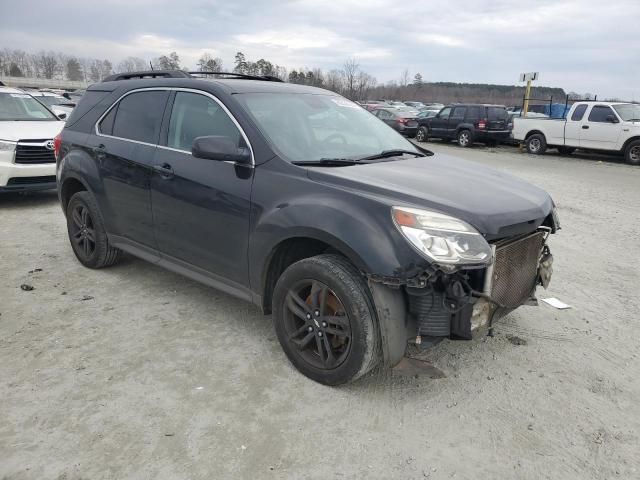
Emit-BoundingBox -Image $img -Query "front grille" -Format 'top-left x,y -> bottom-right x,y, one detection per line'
491,232 -> 545,308
15,140 -> 55,164
7,176 -> 56,185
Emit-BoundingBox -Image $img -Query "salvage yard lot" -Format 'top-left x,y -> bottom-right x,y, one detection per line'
1,144 -> 639,479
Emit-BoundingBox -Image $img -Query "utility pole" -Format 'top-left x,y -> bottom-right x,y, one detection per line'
519,72 -> 539,117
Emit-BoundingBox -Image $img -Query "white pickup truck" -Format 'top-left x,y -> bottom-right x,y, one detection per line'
512,102 -> 640,165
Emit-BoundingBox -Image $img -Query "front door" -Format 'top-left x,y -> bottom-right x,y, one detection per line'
429,107 -> 451,138
580,105 -> 621,150
90,89 -> 169,249
151,90 -> 253,290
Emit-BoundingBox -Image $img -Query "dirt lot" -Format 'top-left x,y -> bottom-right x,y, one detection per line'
1,144 -> 639,480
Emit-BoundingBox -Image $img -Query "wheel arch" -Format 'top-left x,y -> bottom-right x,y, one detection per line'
525,129 -> 546,141
621,136 -> 640,153
59,174 -> 92,214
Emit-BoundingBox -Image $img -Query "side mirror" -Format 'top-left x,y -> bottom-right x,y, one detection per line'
606,115 -> 618,123
192,135 -> 251,164
57,113 -> 67,120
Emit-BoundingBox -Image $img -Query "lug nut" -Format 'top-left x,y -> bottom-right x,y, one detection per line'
318,331 -> 323,337
314,310 -> 320,317
308,326 -> 313,332
306,313 -> 311,320
321,321 -> 327,328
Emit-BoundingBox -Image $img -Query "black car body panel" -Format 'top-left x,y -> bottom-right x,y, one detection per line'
419,104 -> 511,144
57,75 -> 557,371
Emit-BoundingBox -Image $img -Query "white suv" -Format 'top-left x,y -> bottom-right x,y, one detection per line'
0,87 -> 65,192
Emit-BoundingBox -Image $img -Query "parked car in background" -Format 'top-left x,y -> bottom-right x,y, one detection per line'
512,101 -> 640,164
403,101 -> 427,109
0,86 -> 65,192
361,100 -> 389,111
30,91 -> 75,119
56,70 -> 558,385
388,101 -> 407,107
416,104 -> 510,147
372,107 -> 419,137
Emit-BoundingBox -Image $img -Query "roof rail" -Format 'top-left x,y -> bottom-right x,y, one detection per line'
102,70 -> 191,82
188,71 -> 283,82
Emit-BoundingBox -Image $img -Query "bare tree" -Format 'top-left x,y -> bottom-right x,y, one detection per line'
342,58 -> 359,99
399,68 -> 410,88
117,56 -> 147,73
36,51 -> 58,79
197,53 -> 223,72
153,52 -> 181,70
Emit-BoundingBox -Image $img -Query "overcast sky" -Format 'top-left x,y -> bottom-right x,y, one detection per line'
1,0 -> 638,99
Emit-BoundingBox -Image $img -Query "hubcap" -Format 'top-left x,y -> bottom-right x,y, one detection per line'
70,204 -> 96,259
529,138 -> 541,152
630,146 -> 640,162
459,132 -> 469,146
283,280 -> 351,370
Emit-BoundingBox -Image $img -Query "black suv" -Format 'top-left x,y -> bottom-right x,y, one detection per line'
416,104 -> 510,147
55,71 -> 558,385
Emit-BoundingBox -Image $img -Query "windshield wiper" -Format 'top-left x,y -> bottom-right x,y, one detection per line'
292,158 -> 363,166
359,149 -> 426,161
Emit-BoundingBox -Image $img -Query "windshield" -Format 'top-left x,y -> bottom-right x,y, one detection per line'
236,93 -> 418,162
0,93 -> 58,121
613,104 -> 640,121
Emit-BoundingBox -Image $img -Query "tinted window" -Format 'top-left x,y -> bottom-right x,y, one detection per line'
376,109 -> 391,120
451,107 -> 466,119
99,105 -> 117,135
488,107 -> 508,121
168,92 -> 241,151
466,106 -> 481,120
111,91 -> 167,144
571,104 -> 588,121
588,105 -> 616,123
438,107 -> 452,118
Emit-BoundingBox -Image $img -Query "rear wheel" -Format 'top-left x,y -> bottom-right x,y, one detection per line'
272,254 -> 380,385
525,133 -> 547,155
457,129 -> 472,147
557,146 -> 575,155
416,126 -> 429,143
66,191 -> 121,268
625,140 -> 640,165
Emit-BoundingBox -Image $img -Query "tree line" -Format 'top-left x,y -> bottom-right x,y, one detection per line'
1,47 -> 571,105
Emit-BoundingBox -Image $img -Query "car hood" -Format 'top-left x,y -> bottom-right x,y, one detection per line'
0,120 -> 65,142
306,153 -> 554,238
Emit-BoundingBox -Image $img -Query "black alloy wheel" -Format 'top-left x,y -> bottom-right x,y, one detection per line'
69,203 -> 96,260
283,280 -> 351,370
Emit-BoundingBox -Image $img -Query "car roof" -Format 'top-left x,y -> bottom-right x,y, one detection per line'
29,91 -> 62,97
91,77 -> 336,96
447,103 -> 506,108
0,86 -> 26,95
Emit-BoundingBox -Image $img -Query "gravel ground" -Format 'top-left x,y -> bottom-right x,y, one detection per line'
1,144 -> 639,480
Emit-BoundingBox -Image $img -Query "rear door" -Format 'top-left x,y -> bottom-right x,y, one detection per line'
564,103 -> 588,146
92,89 -> 169,250
429,107 -> 451,137
580,105 -> 621,150
448,106 -> 467,136
487,106 -> 509,131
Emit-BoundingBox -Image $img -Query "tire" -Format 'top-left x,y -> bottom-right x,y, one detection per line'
66,191 -> 121,268
624,140 -> 640,165
525,133 -> 547,155
557,146 -> 575,155
272,254 -> 380,385
457,129 -> 472,148
416,126 -> 429,143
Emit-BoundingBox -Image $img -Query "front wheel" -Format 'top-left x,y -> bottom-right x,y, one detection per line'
457,129 -> 472,147
525,133 -> 547,155
625,140 -> 640,165
272,254 -> 380,385
416,126 -> 429,142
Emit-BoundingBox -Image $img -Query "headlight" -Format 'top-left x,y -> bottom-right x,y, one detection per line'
392,206 -> 492,266
0,140 -> 16,152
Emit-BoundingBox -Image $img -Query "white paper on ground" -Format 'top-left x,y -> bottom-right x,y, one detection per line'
542,297 -> 571,309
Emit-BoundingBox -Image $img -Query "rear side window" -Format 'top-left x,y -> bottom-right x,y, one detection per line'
167,92 -> 242,151
98,105 -> 117,135
111,91 -> 168,144
488,107 -> 508,121
587,105 -> 615,123
571,104 -> 588,121
466,106 -> 481,120
451,107 -> 466,120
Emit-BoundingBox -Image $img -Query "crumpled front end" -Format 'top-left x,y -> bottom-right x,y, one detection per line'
406,228 -> 554,342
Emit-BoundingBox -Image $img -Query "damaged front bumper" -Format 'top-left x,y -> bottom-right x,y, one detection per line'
369,228 -> 554,366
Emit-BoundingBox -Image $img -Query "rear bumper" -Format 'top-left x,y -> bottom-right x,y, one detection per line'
399,125 -> 418,136
475,130 -> 511,142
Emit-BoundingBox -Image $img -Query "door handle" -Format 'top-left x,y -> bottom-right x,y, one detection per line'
582,125 -> 590,129
153,163 -> 174,179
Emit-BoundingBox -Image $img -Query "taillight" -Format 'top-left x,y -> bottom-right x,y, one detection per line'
477,119 -> 487,130
397,118 -> 408,124
53,133 -> 62,160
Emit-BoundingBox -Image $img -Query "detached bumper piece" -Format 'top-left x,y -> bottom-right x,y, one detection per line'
407,230 -> 551,341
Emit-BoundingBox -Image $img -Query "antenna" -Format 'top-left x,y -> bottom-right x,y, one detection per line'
149,61 -> 154,71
